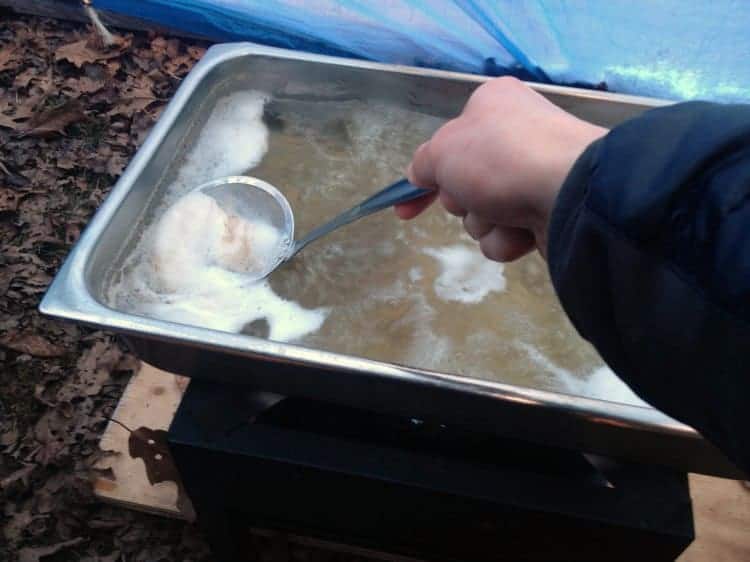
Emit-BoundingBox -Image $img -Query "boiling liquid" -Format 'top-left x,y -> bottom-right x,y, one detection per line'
107,90 -> 644,406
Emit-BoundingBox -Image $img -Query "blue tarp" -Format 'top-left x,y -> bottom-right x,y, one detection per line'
98,0 -> 750,102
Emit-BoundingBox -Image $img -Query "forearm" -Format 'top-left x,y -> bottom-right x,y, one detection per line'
548,102 -> 750,474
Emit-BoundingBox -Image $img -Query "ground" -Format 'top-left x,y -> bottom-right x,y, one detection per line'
0,12 -> 213,562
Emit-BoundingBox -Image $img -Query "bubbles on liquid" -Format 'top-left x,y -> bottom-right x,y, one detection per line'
423,245 -> 506,304
516,341 -> 645,406
170,90 -> 271,199
108,90 -> 328,342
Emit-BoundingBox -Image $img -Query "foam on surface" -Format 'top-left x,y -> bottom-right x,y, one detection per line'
108,90 -> 327,342
423,245 -> 506,303
518,342 -> 646,406
150,191 -> 283,290
171,90 -> 270,197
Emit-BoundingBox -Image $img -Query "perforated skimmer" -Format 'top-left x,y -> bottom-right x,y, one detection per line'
190,175 -> 430,281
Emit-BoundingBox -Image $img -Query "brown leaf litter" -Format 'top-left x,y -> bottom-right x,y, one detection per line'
1,14 -> 211,562
0,333 -> 66,358
54,36 -> 129,68
19,99 -> 86,138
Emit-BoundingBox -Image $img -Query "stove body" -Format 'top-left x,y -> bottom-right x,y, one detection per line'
170,378 -> 693,561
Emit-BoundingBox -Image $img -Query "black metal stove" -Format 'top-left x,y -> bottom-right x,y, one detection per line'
168,379 -> 694,561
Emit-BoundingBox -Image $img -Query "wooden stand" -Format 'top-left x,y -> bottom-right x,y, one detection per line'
95,363 -> 750,560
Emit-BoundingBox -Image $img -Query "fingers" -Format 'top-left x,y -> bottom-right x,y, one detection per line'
396,184 -> 465,220
409,141 -> 438,189
394,190 -> 438,220
439,190 -> 466,217
478,226 -> 536,262
396,141 -> 441,220
466,213 -> 535,262
398,132 -> 470,220
463,213 -> 493,240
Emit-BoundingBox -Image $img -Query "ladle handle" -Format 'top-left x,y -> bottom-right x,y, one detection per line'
290,179 -> 431,258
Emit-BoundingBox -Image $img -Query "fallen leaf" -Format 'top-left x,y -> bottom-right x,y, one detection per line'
14,67 -> 40,89
17,537 -> 84,562
65,223 -> 81,244
118,524 -> 149,545
20,100 -> 85,138
0,114 -> 23,130
34,435 -> 66,467
106,84 -> 157,117
79,551 -> 121,562
1,423 -> 19,446
0,45 -> 20,72
29,67 -> 54,98
0,96 -> 39,130
63,76 -> 105,95
0,187 -> 20,212
33,472 -> 68,514
166,38 -> 180,58
164,55 -> 193,76
106,151 -> 128,177
34,382 -> 57,407
87,516 -> 128,530
105,59 -> 121,76
187,45 -> 206,60
125,427 -> 196,518
1,93 -> 44,121
0,333 -> 66,357
0,464 -> 35,490
128,427 -> 180,486
56,155 -> 76,170
77,339 -> 123,374
55,39 -> 120,68
3,508 -> 35,545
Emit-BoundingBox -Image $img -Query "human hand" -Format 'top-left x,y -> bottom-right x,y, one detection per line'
396,77 -> 607,261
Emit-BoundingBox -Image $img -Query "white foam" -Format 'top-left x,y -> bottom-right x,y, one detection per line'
579,366 -> 647,406
109,90 -> 328,342
423,244 -> 506,304
170,90 -> 270,198
149,192 -> 280,291
144,280 -> 326,340
408,267 -> 423,282
517,342 -> 647,406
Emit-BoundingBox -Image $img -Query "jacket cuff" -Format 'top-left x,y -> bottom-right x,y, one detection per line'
547,137 -> 603,282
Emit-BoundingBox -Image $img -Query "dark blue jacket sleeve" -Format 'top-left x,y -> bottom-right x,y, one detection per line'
548,101 -> 750,475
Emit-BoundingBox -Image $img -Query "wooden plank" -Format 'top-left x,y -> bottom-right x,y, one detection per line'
679,474 -> 750,561
94,362 -> 193,520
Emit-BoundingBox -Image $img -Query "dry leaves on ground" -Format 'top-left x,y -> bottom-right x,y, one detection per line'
1,14 -> 210,562
17,537 -> 84,562
54,36 -> 130,68
0,333 -> 65,358
19,99 -> 86,138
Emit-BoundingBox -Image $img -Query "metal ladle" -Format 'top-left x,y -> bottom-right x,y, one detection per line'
192,175 -> 430,280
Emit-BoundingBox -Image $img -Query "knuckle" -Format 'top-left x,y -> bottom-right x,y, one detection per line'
494,75 -> 522,88
431,118 -> 460,150
468,76 -> 524,107
479,239 -> 501,262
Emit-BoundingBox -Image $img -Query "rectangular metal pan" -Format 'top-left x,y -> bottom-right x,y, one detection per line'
40,43 -> 741,477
